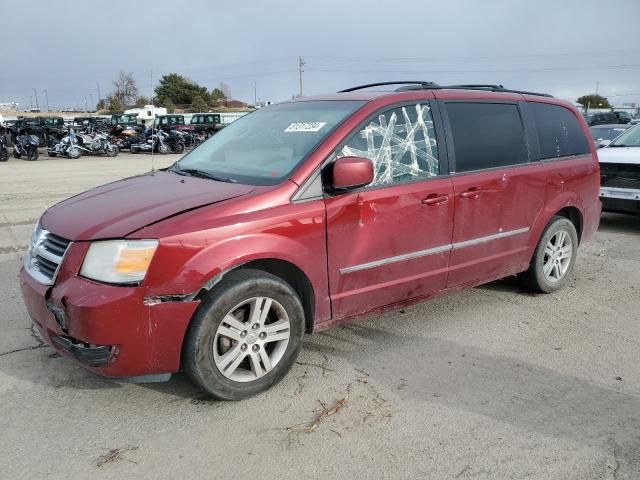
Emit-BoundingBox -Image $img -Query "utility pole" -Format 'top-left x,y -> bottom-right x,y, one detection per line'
32,88 -> 39,110
298,56 -> 305,97
44,89 -> 49,112
29,96 -> 32,109
254,81 -> 257,106
89,93 -> 94,110
97,81 -> 101,103
84,97 -> 88,112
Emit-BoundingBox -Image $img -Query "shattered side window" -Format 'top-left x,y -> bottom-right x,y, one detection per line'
339,103 -> 439,186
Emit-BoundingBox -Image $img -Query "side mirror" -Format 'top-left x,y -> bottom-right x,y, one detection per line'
331,156 -> 374,190
598,139 -> 611,148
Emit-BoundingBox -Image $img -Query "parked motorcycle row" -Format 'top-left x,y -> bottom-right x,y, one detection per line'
0,123 -> 205,161
115,125 -> 206,154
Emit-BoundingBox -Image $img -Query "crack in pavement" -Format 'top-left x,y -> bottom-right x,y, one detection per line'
0,344 -> 48,358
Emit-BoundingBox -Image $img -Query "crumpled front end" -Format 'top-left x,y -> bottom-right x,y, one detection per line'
20,236 -> 200,380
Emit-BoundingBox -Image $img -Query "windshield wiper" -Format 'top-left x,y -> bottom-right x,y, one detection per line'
609,144 -> 632,148
171,166 -> 237,183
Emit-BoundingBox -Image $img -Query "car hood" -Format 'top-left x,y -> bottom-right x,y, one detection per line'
41,170 -> 254,241
598,147 -> 640,164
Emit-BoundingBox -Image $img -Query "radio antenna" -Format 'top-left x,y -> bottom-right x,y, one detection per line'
150,68 -> 155,173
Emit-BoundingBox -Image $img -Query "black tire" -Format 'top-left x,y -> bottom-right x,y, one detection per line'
47,151 -> 57,157
13,150 -> 21,159
173,142 -> 185,154
519,216 -> 578,293
105,145 -> 119,157
26,149 -> 39,161
183,269 -> 305,400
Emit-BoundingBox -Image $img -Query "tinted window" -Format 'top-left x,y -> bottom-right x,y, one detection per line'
446,102 -> 528,172
530,103 -> 590,159
338,103 -> 439,186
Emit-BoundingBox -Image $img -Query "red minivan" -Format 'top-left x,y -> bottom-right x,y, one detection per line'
20,82 -> 601,399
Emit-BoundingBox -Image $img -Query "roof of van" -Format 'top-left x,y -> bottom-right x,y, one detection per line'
289,87 -> 576,110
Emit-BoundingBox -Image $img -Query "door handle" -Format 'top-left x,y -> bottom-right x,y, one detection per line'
422,194 -> 449,205
459,189 -> 480,199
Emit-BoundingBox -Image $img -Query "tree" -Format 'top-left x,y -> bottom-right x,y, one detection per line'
135,96 -> 151,108
107,96 -> 124,114
111,70 -> 138,107
210,82 -> 231,106
154,73 -> 209,105
159,98 -> 175,113
577,94 -> 611,109
96,99 -> 106,111
192,94 -> 208,112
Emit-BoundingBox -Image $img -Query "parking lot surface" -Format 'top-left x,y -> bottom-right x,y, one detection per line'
1,153 -> 639,479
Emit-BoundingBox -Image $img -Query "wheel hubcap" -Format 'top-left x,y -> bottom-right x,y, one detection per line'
543,230 -> 573,283
212,297 -> 290,383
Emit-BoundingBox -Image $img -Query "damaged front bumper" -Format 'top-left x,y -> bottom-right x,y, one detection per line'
20,255 -> 201,381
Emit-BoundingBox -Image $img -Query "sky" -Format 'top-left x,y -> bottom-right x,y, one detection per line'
1,0 -> 639,111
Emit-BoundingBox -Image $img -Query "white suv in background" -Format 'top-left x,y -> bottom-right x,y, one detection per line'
598,124 -> 640,214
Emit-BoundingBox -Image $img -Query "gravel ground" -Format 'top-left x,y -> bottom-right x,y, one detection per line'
0,153 -> 639,479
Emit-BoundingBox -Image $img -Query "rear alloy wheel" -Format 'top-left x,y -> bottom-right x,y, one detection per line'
184,269 -> 304,400
520,216 -> 578,293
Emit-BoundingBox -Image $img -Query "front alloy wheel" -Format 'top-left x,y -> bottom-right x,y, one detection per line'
213,297 -> 291,382
184,269 -> 304,400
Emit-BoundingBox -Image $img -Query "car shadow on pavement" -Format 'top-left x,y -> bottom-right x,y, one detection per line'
598,212 -> 640,235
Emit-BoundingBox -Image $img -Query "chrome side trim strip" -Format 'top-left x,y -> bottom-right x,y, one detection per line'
339,244 -> 452,274
339,226 -> 530,274
450,227 -> 530,251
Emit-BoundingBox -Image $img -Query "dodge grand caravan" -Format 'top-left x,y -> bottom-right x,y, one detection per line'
20,82 -> 601,399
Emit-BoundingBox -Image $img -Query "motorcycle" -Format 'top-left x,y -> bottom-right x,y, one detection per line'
130,129 -> 170,154
0,135 -> 8,162
115,126 -> 145,150
47,130 -> 82,158
13,135 -> 39,161
74,130 -> 119,156
166,130 -> 186,154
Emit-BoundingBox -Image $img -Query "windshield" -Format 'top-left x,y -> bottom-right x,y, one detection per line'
591,127 -> 628,142
609,124 -> 640,147
173,100 -> 364,185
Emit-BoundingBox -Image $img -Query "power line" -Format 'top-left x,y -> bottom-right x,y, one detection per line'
306,50 -> 640,64
307,63 -> 640,75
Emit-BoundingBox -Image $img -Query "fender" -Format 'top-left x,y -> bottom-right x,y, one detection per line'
528,190 -> 584,253
144,231 -> 331,325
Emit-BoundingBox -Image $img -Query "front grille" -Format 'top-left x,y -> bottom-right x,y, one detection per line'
601,163 -> 640,189
24,227 -> 72,285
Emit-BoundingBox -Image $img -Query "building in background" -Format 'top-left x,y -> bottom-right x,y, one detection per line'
0,102 -> 19,112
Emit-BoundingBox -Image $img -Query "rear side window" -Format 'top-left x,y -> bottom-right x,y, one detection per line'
529,103 -> 590,159
446,102 -> 528,173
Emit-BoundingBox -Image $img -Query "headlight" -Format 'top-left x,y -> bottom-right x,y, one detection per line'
80,240 -> 159,285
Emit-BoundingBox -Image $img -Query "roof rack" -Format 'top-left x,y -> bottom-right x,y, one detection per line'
338,81 -> 553,98
338,81 -> 439,93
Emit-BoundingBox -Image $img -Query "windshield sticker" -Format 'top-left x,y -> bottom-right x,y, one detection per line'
284,122 -> 327,132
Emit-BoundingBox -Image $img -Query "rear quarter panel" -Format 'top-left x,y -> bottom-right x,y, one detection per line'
522,96 -> 601,246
